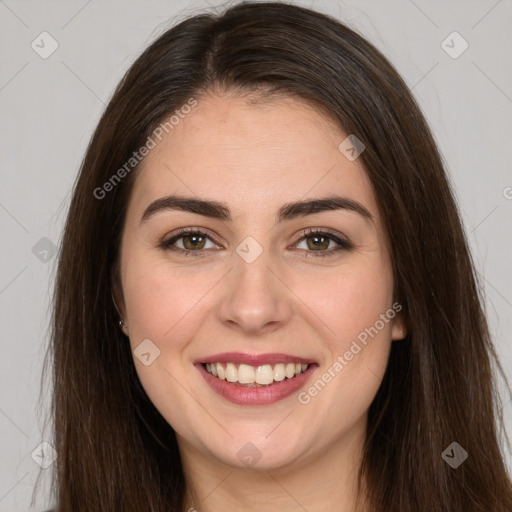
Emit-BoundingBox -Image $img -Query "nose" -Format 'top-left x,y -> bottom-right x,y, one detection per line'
216,247 -> 293,336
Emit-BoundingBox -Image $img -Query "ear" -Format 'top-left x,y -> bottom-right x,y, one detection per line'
391,310 -> 407,341
112,278 -> 129,336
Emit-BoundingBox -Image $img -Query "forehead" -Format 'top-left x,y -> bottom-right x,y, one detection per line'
126,92 -> 378,224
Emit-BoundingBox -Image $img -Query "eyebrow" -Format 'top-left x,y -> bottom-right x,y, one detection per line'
140,194 -> 374,226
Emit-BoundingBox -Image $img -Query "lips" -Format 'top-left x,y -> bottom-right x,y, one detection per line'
195,352 -> 317,405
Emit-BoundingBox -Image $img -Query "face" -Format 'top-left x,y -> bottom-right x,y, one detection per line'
116,91 -> 406,471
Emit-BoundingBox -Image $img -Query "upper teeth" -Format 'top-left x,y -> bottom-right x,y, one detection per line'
205,362 -> 309,385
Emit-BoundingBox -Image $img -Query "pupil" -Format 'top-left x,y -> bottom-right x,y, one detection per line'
185,234 -> 204,249
309,235 -> 327,250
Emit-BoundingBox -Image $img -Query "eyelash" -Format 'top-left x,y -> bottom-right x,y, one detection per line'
159,227 -> 354,259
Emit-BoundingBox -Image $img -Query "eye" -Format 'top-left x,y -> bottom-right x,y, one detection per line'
159,227 -> 353,258
159,228 -> 220,257
292,228 -> 354,258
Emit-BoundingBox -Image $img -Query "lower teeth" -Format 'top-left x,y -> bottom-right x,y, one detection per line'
233,381 -> 275,387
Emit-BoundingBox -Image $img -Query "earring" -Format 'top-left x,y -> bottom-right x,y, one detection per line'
118,318 -> 129,336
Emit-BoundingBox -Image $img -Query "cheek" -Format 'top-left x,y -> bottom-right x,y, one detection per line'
330,278 -> 393,348
121,268 -> 198,429
295,255 -> 394,416
306,255 -> 394,354
122,254 -> 210,341
121,255 -> 216,421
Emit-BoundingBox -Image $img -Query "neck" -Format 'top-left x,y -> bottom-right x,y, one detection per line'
179,416 -> 369,512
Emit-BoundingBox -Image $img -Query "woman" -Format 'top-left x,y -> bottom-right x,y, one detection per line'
43,1 -> 512,510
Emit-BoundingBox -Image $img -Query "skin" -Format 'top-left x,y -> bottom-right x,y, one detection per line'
115,91 -> 406,512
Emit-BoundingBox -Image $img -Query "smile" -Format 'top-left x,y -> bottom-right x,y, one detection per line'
204,362 -> 309,386
196,352 -> 317,405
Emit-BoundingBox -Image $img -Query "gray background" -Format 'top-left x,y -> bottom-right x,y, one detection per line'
0,0 -> 511,510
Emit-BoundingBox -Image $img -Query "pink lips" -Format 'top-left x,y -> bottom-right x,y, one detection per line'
195,352 -> 317,406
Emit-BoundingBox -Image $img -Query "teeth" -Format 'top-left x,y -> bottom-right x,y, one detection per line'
225,363 -> 237,383
204,362 -> 310,385
216,363 -> 225,380
273,363 -> 285,382
238,364 -> 255,384
255,365 -> 274,385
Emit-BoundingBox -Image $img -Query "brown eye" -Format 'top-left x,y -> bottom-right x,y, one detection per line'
181,233 -> 207,250
160,229 -> 220,256
294,229 -> 354,258
304,233 -> 331,251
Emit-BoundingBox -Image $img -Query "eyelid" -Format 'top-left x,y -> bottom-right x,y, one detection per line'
292,227 -> 351,246
165,226 -> 222,242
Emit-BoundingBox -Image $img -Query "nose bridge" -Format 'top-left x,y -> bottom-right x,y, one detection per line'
217,236 -> 292,333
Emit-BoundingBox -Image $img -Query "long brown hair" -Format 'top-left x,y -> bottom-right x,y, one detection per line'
43,2 -> 512,510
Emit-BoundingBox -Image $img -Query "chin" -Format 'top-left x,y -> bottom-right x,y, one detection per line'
206,430 -> 310,471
